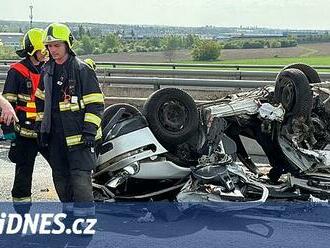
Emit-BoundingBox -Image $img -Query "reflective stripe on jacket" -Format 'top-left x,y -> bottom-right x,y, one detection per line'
36,56 -> 104,150
2,59 -> 42,138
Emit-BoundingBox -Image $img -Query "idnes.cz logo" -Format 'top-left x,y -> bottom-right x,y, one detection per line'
0,212 -> 97,235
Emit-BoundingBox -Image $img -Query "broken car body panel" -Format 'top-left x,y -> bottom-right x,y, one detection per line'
93,64 -> 330,204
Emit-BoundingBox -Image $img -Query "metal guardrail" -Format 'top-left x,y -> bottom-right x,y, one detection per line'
97,62 -> 330,71
2,60 -> 330,70
0,60 -> 17,65
100,68 -> 330,81
0,65 -> 280,79
2,64 -> 330,80
0,61 -> 328,90
0,72 -> 273,89
103,68 -> 279,78
97,62 -> 288,70
98,76 -> 274,89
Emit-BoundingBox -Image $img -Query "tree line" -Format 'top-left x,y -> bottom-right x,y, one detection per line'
222,38 -> 297,49
72,33 -> 298,61
1,26 -> 304,61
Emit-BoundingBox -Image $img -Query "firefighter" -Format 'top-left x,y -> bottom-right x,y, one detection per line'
2,28 -> 49,212
35,23 -> 104,218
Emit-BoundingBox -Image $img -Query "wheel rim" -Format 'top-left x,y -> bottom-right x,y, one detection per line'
280,79 -> 295,111
158,100 -> 188,132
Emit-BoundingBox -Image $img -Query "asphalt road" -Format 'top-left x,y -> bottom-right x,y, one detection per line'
1,142 -> 330,248
0,142 -> 268,202
0,138 -> 327,202
0,144 -> 58,201
0,204 -> 330,248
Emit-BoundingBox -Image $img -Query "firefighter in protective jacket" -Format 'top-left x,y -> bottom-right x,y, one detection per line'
2,28 -> 49,211
36,23 -> 104,218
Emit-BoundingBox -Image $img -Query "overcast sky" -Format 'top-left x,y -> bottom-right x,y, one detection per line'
0,0 -> 329,29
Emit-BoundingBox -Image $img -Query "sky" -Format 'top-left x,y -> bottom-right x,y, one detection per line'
0,0 -> 329,30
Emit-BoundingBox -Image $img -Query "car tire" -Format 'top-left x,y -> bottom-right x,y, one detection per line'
283,63 -> 321,84
101,103 -> 140,130
274,68 -> 313,119
143,88 -> 199,149
272,69 -> 314,175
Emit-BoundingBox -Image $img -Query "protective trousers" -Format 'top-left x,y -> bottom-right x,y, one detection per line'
48,112 -> 95,217
10,135 -> 49,214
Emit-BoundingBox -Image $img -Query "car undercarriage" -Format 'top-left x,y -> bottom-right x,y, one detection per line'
93,63 -> 330,205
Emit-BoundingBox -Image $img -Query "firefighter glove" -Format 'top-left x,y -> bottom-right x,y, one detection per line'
81,133 -> 95,148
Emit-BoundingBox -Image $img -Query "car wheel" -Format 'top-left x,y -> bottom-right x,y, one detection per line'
101,103 -> 140,130
283,63 -> 321,84
143,88 -> 199,149
274,68 -> 313,119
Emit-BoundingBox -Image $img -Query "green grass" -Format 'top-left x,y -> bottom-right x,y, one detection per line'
182,56 -> 330,66
98,55 -> 330,71
172,56 -> 330,71
213,56 -> 330,66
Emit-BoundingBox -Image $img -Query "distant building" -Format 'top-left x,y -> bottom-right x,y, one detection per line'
283,31 -> 320,37
0,32 -> 24,48
230,33 -> 285,39
122,34 -> 145,40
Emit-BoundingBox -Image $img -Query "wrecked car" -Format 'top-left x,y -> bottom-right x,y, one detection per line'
93,63 -> 330,204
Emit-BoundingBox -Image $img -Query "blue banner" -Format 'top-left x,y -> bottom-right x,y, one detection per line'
0,202 -> 329,248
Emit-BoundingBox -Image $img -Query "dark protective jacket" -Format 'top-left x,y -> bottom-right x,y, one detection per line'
35,55 -> 104,150
2,59 -> 42,138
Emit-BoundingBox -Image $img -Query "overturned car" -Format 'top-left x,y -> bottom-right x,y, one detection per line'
93,64 -> 330,204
